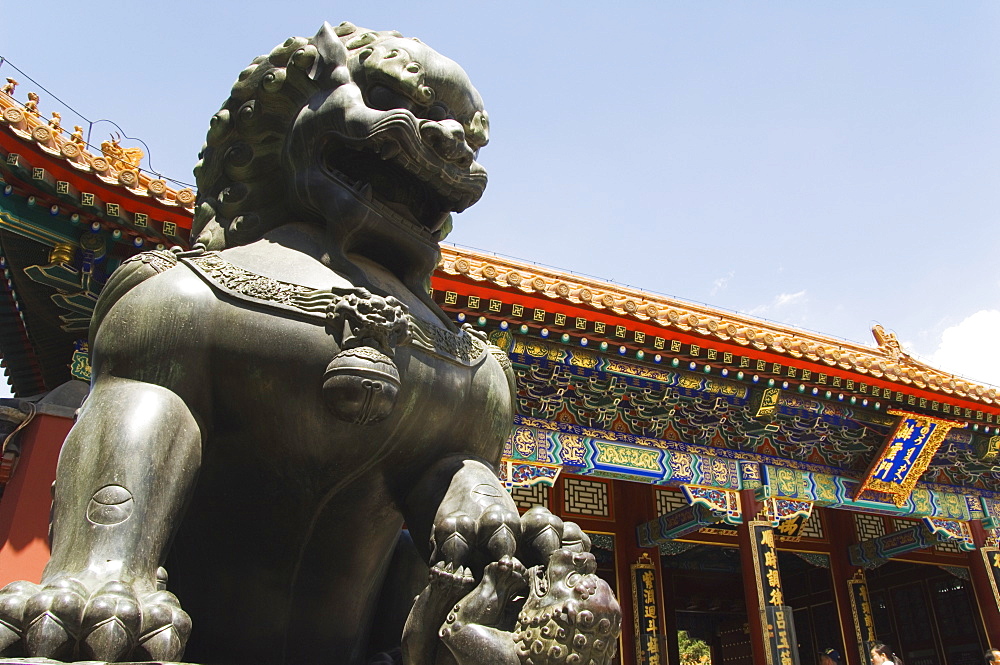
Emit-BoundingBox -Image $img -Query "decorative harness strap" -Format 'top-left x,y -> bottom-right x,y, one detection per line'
139,247 -> 489,366
124,247 -> 495,425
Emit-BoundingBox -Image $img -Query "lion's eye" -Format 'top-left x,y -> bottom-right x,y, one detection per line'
420,105 -> 449,122
367,84 -> 413,111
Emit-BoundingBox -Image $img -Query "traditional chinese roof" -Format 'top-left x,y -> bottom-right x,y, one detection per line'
0,87 -> 194,395
433,245 -> 1000,499
437,246 -> 999,408
0,89 -> 194,240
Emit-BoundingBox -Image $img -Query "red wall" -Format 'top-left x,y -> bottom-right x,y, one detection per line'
0,413 -> 72,585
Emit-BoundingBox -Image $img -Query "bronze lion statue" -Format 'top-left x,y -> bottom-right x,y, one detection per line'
403,513 -> 622,665
0,22 -> 601,665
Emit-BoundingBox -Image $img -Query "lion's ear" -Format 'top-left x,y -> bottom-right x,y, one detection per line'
311,22 -> 350,84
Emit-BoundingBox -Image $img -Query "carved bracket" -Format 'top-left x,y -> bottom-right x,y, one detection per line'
849,517 -> 974,568
498,460 -> 561,490
636,485 -> 740,547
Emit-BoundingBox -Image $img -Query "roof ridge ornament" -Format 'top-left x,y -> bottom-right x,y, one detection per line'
871,324 -> 904,361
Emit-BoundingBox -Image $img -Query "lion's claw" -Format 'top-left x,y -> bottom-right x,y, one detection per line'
428,562 -> 476,593
79,582 -> 141,661
0,580 -> 40,656
0,577 -> 190,661
484,555 -> 527,595
135,590 -> 191,661
23,577 -> 87,660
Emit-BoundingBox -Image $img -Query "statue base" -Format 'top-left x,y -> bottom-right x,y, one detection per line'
0,660 -> 190,665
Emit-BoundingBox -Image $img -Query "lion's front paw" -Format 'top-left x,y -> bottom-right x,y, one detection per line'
0,580 -> 40,657
0,576 -> 190,662
428,562 -> 476,595
483,555 -> 527,596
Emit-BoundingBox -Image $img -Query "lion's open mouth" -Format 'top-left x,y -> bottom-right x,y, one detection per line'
323,140 -> 481,235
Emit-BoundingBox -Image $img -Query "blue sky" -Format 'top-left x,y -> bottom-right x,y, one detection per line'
3,1 -> 999,386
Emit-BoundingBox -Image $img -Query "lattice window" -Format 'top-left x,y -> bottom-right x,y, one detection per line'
890,517 -> 961,554
564,478 -> 610,518
798,510 -> 825,540
934,538 -> 963,554
656,487 -> 688,516
511,484 -> 550,511
855,513 -> 886,541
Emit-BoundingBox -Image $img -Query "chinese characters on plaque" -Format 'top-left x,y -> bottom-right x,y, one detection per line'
847,570 -> 876,663
631,555 -> 661,665
856,410 -> 964,506
750,522 -> 800,665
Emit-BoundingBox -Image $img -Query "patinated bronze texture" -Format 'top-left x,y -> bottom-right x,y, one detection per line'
0,22 -> 615,665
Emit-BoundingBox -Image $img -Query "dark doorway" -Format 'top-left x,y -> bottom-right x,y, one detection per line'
662,544 -> 749,664
779,551 -> 840,665
866,560 -> 985,665
662,544 -> 842,665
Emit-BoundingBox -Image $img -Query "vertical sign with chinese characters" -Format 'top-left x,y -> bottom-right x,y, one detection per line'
749,521 -> 800,665
983,547 -> 1000,606
847,570 -> 876,663
631,554 -> 661,665
855,410 -> 964,506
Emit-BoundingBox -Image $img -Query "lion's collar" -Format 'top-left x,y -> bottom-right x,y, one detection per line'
138,247 -> 490,367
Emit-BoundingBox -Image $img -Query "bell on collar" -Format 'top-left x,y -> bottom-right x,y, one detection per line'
322,345 -> 401,425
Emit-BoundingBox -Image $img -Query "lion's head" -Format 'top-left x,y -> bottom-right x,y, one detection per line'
514,549 -> 622,665
193,22 -> 489,281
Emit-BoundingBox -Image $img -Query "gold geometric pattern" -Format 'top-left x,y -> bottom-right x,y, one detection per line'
564,477 -> 610,518
892,517 -> 917,532
855,513 -> 886,542
798,510 -> 825,540
511,483 -> 550,511
439,245 -> 1000,407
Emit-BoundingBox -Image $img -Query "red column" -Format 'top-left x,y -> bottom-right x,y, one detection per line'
735,489 -> 768,664
967,520 -> 1000,647
616,480 -> 665,665
826,508 -> 864,665
0,412 -> 72,586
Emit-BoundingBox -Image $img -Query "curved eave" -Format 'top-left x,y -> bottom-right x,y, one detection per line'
435,245 -> 1000,418
0,91 -> 194,246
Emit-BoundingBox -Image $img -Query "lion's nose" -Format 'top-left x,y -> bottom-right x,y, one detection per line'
420,119 -> 475,167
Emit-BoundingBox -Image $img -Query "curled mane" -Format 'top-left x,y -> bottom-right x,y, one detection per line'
192,22 -> 415,250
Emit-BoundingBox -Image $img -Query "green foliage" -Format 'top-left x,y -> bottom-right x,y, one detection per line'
677,630 -> 712,665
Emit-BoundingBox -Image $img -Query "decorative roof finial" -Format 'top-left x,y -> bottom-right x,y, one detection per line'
24,91 -> 39,116
872,324 -> 904,360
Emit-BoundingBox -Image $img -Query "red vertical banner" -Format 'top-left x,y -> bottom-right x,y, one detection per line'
631,553 -> 661,665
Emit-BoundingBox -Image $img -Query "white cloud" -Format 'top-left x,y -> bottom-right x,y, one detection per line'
774,291 -> 806,308
710,270 -> 735,296
923,310 -> 1000,386
748,290 -> 807,318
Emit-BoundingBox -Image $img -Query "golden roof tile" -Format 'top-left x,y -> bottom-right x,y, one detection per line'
440,245 -> 998,406
0,89 -> 194,209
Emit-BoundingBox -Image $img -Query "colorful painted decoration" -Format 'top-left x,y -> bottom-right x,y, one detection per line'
855,410 -> 965,506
